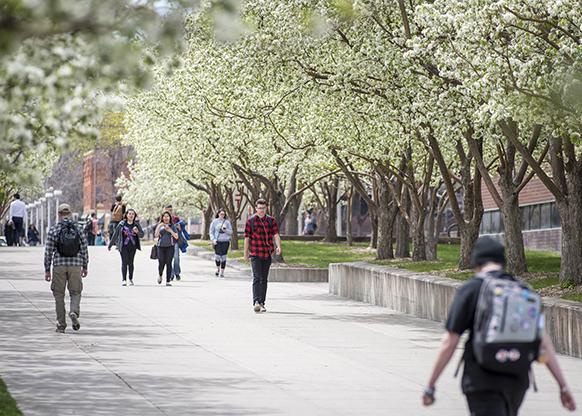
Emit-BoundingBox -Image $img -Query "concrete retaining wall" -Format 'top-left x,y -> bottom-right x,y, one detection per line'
187,246 -> 327,282
329,262 -> 582,358
269,268 -> 328,282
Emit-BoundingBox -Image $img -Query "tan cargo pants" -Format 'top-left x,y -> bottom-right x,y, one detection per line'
51,265 -> 83,329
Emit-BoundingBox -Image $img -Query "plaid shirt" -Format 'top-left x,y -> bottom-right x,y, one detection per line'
44,219 -> 89,272
244,215 -> 279,259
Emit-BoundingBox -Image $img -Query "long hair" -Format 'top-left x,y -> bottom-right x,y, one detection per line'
215,208 -> 227,219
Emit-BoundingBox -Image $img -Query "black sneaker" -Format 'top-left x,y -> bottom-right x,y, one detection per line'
215,271 -> 219,277
55,327 -> 65,333
69,312 -> 80,331
175,274 -> 181,281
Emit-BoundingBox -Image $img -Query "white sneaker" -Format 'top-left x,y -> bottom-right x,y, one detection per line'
260,304 -> 267,313
253,302 -> 261,313
122,281 -> 127,286
157,275 -> 162,284
219,271 -> 225,278
129,280 -> 134,286
166,282 -> 172,286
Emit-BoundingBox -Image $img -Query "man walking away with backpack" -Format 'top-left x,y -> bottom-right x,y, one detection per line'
44,204 -> 89,333
110,195 -> 126,239
422,236 -> 576,415
244,199 -> 282,313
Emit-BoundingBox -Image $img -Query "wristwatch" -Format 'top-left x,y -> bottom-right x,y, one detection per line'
424,386 -> 436,397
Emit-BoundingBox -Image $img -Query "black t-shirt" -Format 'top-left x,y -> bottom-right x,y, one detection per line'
445,270 -> 530,394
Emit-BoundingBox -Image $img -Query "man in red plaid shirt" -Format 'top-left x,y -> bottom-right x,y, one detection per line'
244,198 -> 282,313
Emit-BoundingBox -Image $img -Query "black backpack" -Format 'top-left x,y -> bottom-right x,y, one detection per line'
249,215 -> 273,235
57,222 -> 81,257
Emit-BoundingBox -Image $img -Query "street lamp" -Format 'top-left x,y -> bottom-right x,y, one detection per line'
45,191 -> 54,232
40,197 -> 46,244
53,189 -> 62,223
34,200 -> 40,232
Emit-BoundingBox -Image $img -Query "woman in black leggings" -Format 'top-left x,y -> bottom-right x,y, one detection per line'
155,211 -> 179,286
108,209 -> 144,286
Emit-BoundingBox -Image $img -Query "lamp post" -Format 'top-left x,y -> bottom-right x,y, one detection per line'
40,197 -> 46,244
45,190 -> 54,233
34,201 -> 40,231
53,189 -> 62,223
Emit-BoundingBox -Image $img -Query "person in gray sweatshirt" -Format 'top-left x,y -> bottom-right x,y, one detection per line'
209,209 -> 233,278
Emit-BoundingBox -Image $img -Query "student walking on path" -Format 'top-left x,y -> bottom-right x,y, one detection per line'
44,204 -> 89,333
209,208 -> 233,278
9,193 -> 26,246
423,236 -> 576,415
244,199 -> 282,313
164,205 -> 183,281
108,209 -> 144,286
155,211 -> 179,286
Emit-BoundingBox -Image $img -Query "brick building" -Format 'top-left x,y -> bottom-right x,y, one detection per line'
83,147 -> 132,216
480,177 -> 561,252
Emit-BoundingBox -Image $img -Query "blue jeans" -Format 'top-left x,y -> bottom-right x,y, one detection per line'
172,243 -> 181,278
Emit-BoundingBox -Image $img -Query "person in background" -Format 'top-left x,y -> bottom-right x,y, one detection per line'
164,204 -> 184,281
27,224 -> 40,246
209,208 -> 233,278
109,208 -> 144,286
4,219 -> 14,246
9,193 -> 26,246
155,211 -> 179,286
109,195 -> 126,238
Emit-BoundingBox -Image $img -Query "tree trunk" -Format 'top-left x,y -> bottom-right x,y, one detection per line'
202,202 -> 213,240
346,186 -> 354,246
500,192 -> 527,275
369,211 -> 378,249
285,193 -> 302,236
230,218 -> 239,250
410,202 -> 427,261
324,207 -> 338,242
458,222 -> 480,269
424,190 -> 439,261
376,178 -> 395,259
558,203 -> 582,284
395,188 -> 411,257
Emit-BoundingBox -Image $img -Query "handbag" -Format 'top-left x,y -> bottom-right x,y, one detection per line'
150,242 -> 158,260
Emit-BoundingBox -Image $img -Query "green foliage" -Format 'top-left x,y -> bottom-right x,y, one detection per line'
0,377 -> 22,416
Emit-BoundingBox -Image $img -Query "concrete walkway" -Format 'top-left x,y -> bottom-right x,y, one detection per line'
0,246 -> 580,416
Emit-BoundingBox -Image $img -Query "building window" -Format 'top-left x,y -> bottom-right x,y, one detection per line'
482,201 -> 559,234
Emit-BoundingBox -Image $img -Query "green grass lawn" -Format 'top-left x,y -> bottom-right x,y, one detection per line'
0,378 -> 22,416
192,239 -> 374,268
192,239 -> 579,301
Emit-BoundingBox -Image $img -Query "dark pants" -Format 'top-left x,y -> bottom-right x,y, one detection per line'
157,246 -> 174,282
120,243 -> 137,281
251,256 -> 272,305
87,232 -> 96,246
12,216 -> 23,245
466,390 -> 526,416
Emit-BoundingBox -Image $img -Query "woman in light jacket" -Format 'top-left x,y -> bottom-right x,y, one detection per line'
108,209 -> 144,286
209,208 -> 233,278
